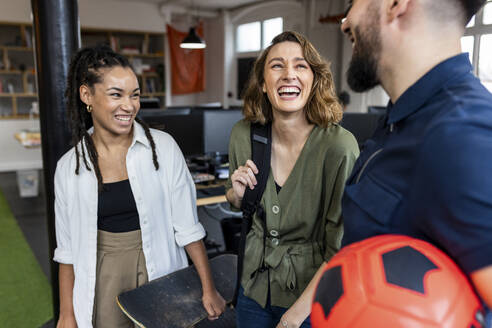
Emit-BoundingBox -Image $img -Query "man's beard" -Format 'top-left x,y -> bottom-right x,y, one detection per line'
346,21 -> 382,92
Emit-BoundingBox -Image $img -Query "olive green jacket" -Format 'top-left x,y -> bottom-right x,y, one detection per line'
225,120 -> 359,308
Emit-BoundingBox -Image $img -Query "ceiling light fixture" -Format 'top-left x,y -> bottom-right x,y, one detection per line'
180,27 -> 206,49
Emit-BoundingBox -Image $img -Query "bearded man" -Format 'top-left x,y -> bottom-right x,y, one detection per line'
340,0 -> 492,323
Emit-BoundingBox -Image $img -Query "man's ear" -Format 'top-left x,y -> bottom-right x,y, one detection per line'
386,0 -> 412,22
79,85 -> 92,106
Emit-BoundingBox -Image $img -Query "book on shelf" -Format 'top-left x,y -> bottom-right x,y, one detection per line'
2,51 -> 10,71
23,29 -> 32,48
145,79 -> 156,93
142,37 -> 149,55
110,36 -> 119,52
121,47 -> 140,55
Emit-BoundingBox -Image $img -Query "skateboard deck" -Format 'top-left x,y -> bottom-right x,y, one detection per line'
117,254 -> 237,328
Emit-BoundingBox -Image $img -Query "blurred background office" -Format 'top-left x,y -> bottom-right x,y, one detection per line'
1,0 -> 491,327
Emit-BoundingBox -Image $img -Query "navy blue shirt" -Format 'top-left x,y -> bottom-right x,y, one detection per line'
342,54 -> 492,274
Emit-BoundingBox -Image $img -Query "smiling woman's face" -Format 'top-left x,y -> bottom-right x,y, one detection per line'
262,41 -> 314,115
81,66 -> 140,137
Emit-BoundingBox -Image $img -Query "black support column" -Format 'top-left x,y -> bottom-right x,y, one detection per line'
31,0 -> 80,321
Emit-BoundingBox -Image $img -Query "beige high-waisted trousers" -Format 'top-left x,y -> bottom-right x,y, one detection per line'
93,230 -> 148,328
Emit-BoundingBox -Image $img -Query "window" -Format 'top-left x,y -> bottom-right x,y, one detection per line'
484,1 -> 492,25
236,22 -> 261,52
236,17 -> 283,53
479,34 -> 492,91
262,17 -> 283,49
462,0 -> 492,92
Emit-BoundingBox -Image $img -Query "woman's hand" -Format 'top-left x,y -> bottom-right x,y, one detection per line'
230,159 -> 259,205
202,288 -> 226,320
276,311 -> 302,328
56,313 -> 77,328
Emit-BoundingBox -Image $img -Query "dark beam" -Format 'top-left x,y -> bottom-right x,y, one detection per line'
31,0 -> 80,321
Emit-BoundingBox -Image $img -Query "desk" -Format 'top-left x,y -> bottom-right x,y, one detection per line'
0,119 -> 42,172
197,195 -> 227,206
14,131 -> 41,148
195,181 -> 227,206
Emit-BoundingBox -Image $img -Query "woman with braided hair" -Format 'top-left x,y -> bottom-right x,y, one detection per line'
53,45 -> 225,328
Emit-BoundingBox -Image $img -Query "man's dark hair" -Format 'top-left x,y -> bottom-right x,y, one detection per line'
338,91 -> 351,107
458,0 -> 486,24
65,44 -> 159,190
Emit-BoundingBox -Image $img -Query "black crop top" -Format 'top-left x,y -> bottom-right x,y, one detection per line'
97,179 -> 140,232
275,181 -> 282,194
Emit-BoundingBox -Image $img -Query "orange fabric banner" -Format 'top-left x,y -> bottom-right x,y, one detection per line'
167,23 -> 205,95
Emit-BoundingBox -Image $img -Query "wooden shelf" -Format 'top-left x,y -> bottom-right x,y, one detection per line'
0,70 -> 34,74
1,46 -> 33,52
138,72 -> 158,77
123,53 -> 164,58
1,22 -> 165,120
82,27 -> 162,35
142,92 -> 165,97
0,93 -> 37,98
0,114 -> 38,119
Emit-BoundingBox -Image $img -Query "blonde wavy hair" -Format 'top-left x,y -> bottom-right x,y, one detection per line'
242,31 -> 342,128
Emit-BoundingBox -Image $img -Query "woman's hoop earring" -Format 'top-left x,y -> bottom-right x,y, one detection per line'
87,104 -> 93,113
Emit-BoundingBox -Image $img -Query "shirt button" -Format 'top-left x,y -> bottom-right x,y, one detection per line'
271,238 -> 279,246
150,268 -> 154,273
270,230 -> 279,237
272,205 -> 280,214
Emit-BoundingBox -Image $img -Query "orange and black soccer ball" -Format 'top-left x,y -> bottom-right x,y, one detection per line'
311,235 -> 485,328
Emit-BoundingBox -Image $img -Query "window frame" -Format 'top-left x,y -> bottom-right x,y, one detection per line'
463,1 -> 492,77
235,17 -> 284,54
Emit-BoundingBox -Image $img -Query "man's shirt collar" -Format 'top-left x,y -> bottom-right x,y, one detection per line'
387,53 -> 473,125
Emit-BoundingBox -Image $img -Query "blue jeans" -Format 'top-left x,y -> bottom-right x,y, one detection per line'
485,306 -> 492,328
236,287 -> 311,328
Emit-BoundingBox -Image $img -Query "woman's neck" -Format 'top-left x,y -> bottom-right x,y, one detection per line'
272,111 -> 313,147
91,126 -> 134,154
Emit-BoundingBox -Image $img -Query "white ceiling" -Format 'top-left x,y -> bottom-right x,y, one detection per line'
108,0 -> 262,10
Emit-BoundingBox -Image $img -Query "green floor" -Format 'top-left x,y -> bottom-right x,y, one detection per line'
0,190 -> 53,327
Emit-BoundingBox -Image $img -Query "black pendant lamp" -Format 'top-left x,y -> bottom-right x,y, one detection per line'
180,27 -> 206,49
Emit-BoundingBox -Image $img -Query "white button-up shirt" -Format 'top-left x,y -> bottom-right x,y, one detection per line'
53,122 -> 205,327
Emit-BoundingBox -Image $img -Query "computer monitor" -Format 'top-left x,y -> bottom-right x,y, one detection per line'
139,97 -> 160,109
137,109 -> 204,157
340,112 -> 384,146
203,109 -> 243,155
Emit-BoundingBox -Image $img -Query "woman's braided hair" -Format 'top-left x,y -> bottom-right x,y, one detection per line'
65,44 -> 159,189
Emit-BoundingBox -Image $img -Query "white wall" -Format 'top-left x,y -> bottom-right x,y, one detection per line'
0,1 -> 31,23
79,1 -> 164,32
0,119 -> 42,172
0,0 -> 165,32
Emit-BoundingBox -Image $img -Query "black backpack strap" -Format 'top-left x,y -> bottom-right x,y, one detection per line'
232,122 -> 272,306
241,122 -> 272,216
